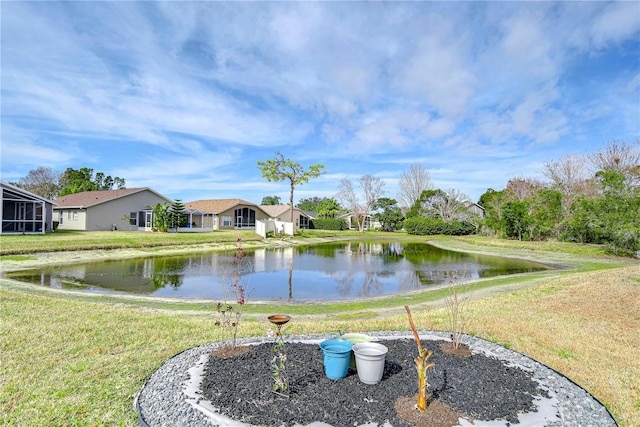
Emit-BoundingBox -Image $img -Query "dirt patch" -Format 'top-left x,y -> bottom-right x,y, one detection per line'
395,395 -> 465,427
439,341 -> 472,358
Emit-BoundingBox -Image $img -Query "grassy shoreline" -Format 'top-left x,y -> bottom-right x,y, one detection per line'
1,232 -> 639,426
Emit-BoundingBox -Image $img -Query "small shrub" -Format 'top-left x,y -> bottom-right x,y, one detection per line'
445,270 -> 475,350
214,239 -> 251,348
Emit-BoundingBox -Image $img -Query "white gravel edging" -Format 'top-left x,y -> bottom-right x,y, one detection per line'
135,331 -> 617,427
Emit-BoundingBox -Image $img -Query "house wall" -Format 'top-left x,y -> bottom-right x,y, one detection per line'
217,205 -> 269,230
268,208 -> 310,229
55,209 -> 87,230
88,191 -> 172,231
55,190 -> 172,231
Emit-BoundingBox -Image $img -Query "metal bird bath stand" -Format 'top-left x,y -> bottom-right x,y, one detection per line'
268,314 -> 291,397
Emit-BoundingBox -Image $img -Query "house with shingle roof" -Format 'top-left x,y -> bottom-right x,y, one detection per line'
53,188 -> 174,231
184,199 -> 270,231
1,181 -> 57,234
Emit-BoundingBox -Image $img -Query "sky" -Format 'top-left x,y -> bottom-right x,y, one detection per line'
1,1 -> 639,205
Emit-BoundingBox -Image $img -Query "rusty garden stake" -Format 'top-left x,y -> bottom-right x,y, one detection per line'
404,305 -> 435,413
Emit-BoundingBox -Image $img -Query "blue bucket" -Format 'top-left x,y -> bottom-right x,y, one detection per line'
319,339 -> 353,380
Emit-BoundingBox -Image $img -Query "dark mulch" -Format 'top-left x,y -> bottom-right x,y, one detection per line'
200,339 -> 547,427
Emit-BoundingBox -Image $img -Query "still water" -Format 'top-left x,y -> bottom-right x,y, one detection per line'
9,241 -> 550,302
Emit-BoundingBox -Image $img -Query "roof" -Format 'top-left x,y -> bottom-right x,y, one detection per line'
259,204 -> 310,219
53,188 -> 172,208
185,199 -> 260,214
1,181 -> 57,205
260,204 -> 292,217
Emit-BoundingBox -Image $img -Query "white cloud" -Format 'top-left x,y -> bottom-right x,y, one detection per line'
1,2 -> 638,204
395,31 -> 477,116
590,2 -> 640,49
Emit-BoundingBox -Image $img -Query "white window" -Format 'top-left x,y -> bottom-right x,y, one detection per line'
129,212 -> 137,226
59,211 -> 63,225
222,215 -> 232,227
73,212 -> 78,221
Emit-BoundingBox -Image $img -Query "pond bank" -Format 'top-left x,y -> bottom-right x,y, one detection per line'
0,235 -> 630,318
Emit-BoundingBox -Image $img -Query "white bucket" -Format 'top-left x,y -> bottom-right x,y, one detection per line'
352,342 -> 388,385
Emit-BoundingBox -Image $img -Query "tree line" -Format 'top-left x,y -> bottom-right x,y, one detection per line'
11,166 -> 125,199
258,142 -> 638,255
478,141 -> 639,255
12,141 -> 639,254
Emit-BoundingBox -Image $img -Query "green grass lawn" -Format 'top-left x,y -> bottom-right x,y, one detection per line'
1,231 -> 638,426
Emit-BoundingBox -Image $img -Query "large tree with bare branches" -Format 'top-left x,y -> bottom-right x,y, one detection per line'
397,163 -> 432,208
337,175 -> 385,232
541,154 -> 593,211
16,166 -> 61,200
588,140 -> 640,187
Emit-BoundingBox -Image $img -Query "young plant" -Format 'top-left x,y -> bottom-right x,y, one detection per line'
445,270 -> 474,350
268,314 -> 291,396
214,239 -> 251,349
404,305 -> 435,413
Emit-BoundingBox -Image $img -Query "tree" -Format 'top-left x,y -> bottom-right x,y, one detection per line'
296,197 -> 325,211
16,166 -> 61,200
504,177 -> 543,202
316,198 -> 341,219
257,152 -> 325,222
502,200 -> 530,241
477,188 -> 505,236
592,170 -> 640,253
148,202 -> 170,232
337,175 -> 385,232
58,167 -> 126,196
372,197 -> 404,231
528,188 -> 564,240
422,188 -> 473,222
542,154 -> 590,213
588,140 -> 640,186
397,163 -> 432,208
169,200 -> 187,230
261,196 -> 281,205
405,189 -> 442,219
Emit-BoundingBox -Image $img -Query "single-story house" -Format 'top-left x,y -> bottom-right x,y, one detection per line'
259,204 -> 311,229
465,202 -> 485,219
1,181 -> 56,234
184,199 -> 270,231
53,188 -> 174,231
338,212 -> 381,231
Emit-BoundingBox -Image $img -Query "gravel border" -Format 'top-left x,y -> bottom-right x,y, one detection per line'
135,331 -> 617,427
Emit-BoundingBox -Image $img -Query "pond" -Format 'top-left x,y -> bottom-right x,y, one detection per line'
8,241 -> 551,302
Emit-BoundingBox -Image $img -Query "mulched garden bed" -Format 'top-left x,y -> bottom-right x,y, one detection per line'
200,339 -> 547,427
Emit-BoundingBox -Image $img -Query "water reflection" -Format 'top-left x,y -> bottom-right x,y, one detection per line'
8,241 -> 550,301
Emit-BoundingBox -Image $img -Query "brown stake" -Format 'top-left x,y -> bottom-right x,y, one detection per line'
404,305 -> 435,413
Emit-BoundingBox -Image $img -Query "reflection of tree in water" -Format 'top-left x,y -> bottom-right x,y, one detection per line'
150,258 -> 189,289
396,270 -> 422,292
331,270 -> 354,297
358,271 -> 383,298
415,266 -> 476,285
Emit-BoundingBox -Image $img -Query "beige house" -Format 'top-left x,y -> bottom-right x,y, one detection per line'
185,199 -> 269,231
53,188 -> 174,231
339,212 -> 381,231
259,204 -> 311,229
1,181 -> 56,234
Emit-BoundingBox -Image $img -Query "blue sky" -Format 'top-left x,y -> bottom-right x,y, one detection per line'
2,1 -> 639,205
